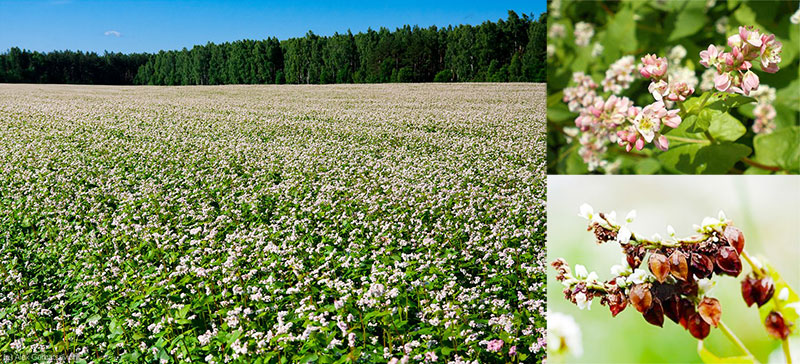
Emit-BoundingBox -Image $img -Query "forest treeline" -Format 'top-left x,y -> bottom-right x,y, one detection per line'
0,11 -> 545,85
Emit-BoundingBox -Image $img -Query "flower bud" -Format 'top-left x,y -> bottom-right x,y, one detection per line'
630,283 -> 653,313
765,311 -> 790,340
714,246 -> 742,276
643,299 -> 665,327
649,252 -> 670,283
697,297 -> 721,327
668,250 -> 689,281
723,226 -> 745,254
688,313 -> 711,340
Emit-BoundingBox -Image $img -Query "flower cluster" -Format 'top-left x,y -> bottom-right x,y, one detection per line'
699,26 -> 782,96
574,22 -> 595,47
639,54 -> 695,103
553,206 -> 749,340
561,54 -> 686,171
749,84 -> 778,134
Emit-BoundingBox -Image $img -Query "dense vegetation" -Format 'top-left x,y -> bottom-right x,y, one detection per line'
0,83 -> 546,363
0,11 -> 545,85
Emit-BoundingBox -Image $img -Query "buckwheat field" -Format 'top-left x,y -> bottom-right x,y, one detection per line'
0,84 -> 546,363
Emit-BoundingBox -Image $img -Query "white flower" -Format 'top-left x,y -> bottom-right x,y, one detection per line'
668,45 -> 687,63
586,271 -> 599,283
616,275 -> 628,288
578,203 -> 593,220
778,287 -> 789,301
718,210 -> 727,222
575,264 -> 589,280
548,312 -> 583,357
575,292 -> 591,310
574,22 -> 595,47
785,302 -> 800,317
591,42 -> 604,58
697,277 -> 715,296
625,210 -> 636,223
606,211 -> 618,225
650,233 -> 662,242
698,216 -> 721,232
629,269 -> 650,284
611,256 -> 633,276
667,225 -> 676,237
792,7 -> 800,24
617,226 -> 632,245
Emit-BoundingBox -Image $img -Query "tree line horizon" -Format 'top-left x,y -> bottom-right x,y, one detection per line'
0,10 -> 545,85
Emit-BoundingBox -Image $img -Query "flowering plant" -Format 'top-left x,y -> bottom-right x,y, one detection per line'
547,0 -> 800,174
553,205 -> 799,363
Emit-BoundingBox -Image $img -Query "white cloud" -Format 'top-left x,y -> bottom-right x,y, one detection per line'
104,30 -> 121,37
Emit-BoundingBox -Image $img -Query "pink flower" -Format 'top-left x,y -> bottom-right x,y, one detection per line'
388,359 -> 400,364
759,34 -> 782,73
648,80 -> 669,101
639,54 -> 668,80
739,26 -> 762,48
509,345 -> 517,356
654,134 -> 669,151
741,71 -> 759,95
663,109 -> 681,129
714,72 -> 732,92
699,45 -> 719,68
424,351 -> 438,362
633,101 -> 668,142
486,339 -> 504,352
666,82 -> 694,102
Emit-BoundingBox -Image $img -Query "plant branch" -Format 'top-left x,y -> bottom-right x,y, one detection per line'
718,320 -> 755,359
783,338 -> 793,364
740,250 -> 766,278
741,157 -> 782,172
664,135 -> 710,144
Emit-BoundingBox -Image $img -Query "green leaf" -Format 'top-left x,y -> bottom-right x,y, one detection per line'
564,147 -> 589,174
548,104 -> 575,123
297,353 -> 319,363
707,112 -> 745,142
635,158 -> 661,174
658,142 -> 751,174
752,126 -> 800,173
669,8 -> 708,41
697,340 -> 755,363
604,7 -> 637,55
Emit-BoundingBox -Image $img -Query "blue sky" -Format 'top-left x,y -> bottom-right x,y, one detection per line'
0,1 -> 545,54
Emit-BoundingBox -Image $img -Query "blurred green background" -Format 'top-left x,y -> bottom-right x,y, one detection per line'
547,176 -> 800,363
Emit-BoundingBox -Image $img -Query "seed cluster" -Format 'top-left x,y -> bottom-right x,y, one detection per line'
554,212 -> 751,340
0,84 -> 547,362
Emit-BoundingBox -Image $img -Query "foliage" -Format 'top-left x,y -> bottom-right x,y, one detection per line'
0,10 -> 547,85
547,0 -> 800,174
0,84 -> 547,363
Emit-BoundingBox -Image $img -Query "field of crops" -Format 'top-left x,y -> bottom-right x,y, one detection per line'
0,84 -> 546,363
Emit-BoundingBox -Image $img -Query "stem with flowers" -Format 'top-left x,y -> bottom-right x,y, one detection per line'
553,205 -> 799,363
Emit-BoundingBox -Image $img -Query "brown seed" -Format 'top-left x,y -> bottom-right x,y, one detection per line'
643,299 -> 665,327
649,252 -> 670,283
715,246 -> 742,276
723,226 -> 745,254
697,297 -> 722,327
605,291 -> 628,317
678,298 -> 696,330
765,311 -> 790,340
741,276 -> 757,307
663,295 -> 681,324
630,283 -> 653,313
755,277 -> 776,307
741,275 -> 775,307
669,250 -> 689,281
690,253 -> 714,279
688,313 -> 711,339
